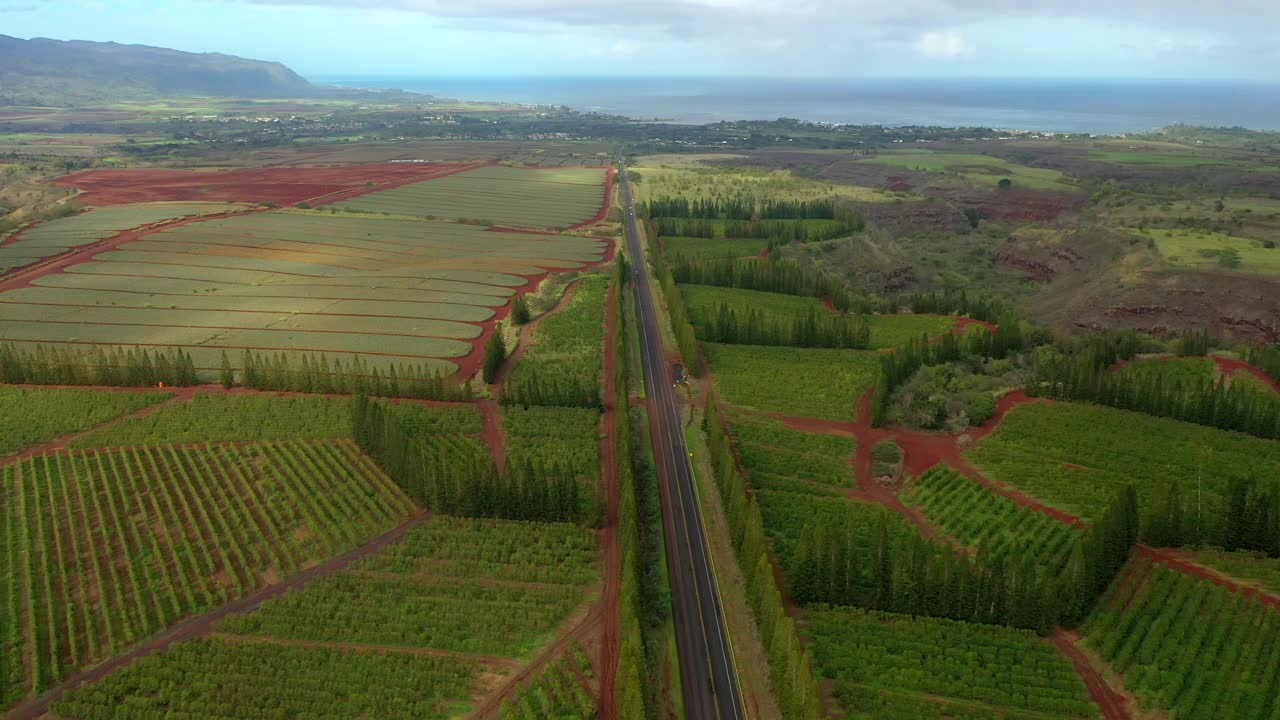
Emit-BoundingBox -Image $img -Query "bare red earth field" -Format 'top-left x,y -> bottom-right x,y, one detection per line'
54,162 -> 482,207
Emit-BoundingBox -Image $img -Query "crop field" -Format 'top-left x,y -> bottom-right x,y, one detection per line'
1082,556 -> 1280,718
807,607 -> 1100,720
504,274 -> 609,407
1185,550 -> 1280,595
1113,356 -> 1214,386
1138,227 -> 1280,276
904,465 -> 1082,575
727,410 -> 855,494
53,162 -> 472,206
966,402 -> 1280,536
502,644 -> 597,719
333,165 -> 610,229
0,203 -> 245,274
69,393 -> 355,447
502,405 -> 602,483
857,150 -> 1076,191
705,342 -> 880,420
0,211 -> 610,378
51,516 -> 599,719
0,440 -> 415,699
682,284 -> 954,349
0,386 -> 171,456
664,236 -> 770,259
631,157 -> 899,204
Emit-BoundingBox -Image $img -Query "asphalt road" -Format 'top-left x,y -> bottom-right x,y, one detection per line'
618,162 -> 744,720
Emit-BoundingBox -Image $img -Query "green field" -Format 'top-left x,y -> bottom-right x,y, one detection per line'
0,386 -> 171,456
1139,227 -> 1280,275
333,165 -> 607,229
807,607 -> 1100,720
0,211 -> 610,378
858,150 -> 1076,191
0,440 -> 415,699
1082,556 -> 1280,719
726,410 -> 855,494
502,405 -> 602,484
632,157 -> 899,204
966,401 -> 1280,538
705,342 -> 880,420
1,203 -> 244,274
663,236 -> 770,259
1185,550 -> 1280,595
503,273 -> 609,407
501,644 -> 597,719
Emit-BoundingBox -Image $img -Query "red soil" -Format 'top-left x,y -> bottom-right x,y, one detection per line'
1050,630 -> 1132,720
1137,545 -> 1280,611
1213,355 -> 1280,394
478,399 -> 507,472
54,162 -> 485,207
952,316 -> 997,335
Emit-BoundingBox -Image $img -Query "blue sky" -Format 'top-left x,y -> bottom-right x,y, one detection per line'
2,0 -> 1276,80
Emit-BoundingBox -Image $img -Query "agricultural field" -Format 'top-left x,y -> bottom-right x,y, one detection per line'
1137,227 -> 1280,276
502,405 -> 603,484
50,516 -> 599,719
727,409 -> 855,494
904,465 -> 1083,575
69,393 -> 355,447
1112,355 -> 1215,386
631,156 -> 900,204
663,236 -> 770,260
503,273 -> 609,407
501,643 -> 597,719
806,607 -> 1100,720
0,440 -> 416,701
333,165 -> 609,229
0,210 -> 610,378
0,203 -> 246,274
0,386 -> 171,456
705,342 -> 880,420
682,284 -> 954,350
1082,556 -> 1280,719
1185,550 -> 1280,595
857,150 -> 1076,191
965,401 -> 1280,539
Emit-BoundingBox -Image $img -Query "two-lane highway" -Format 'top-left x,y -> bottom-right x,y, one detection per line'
618,162 -> 743,720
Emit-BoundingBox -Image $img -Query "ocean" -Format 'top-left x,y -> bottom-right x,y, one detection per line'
314,76 -> 1280,135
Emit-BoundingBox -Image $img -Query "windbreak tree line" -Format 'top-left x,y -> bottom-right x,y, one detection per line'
700,303 -> 871,350
1146,474 -> 1280,556
669,254 -> 889,315
641,197 -> 842,221
653,217 -> 862,242
239,349 -> 473,401
0,343 -> 199,387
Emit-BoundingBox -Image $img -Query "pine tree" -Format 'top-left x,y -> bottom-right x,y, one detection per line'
482,329 -> 507,384
511,295 -> 531,325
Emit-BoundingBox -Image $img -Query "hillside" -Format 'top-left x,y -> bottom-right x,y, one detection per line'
0,34 -> 314,105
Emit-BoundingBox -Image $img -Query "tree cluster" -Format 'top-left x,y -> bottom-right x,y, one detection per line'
908,290 -> 1006,323
700,303 -> 870,349
1147,475 -> 1280,556
239,349 -> 472,401
0,343 -> 198,387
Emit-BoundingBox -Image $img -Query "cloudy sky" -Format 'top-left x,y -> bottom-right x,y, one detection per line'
3,0 -> 1277,80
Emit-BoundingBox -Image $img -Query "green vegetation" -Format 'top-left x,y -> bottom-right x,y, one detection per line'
904,465 -> 1083,574
501,644 -> 597,719
52,638 -> 479,720
632,156 -> 896,205
1082,556 -> 1280,719
504,273 -> 608,408
502,405 -> 602,483
334,165 -> 607,229
0,440 -> 414,697
1186,550 -> 1280,594
886,359 -> 1027,431
0,386 -> 170,456
726,410 -> 855,492
1139,227 -> 1280,275
807,606 -> 1099,720
70,393 -> 353,446
663,235 -> 770,259
858,150 -> 1075,191
705,342 -> 880,420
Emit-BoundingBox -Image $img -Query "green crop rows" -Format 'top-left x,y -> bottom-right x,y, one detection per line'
1113,356 -> 1214,386
334,165 -> 608,229
664,236 -> 769,259
807,606 -> 1099,719
1082,557 -> 1280,718
904,465 -> 1083,575
727,410 -> 855,493
70,393 -> 353,447
504,274 -> 609,408
52,637 -> 478,720
501,643 -> 597,719
1186,550 -> 1280,595
0,387 -> 171,456
1,202 -> 241,274
502,405 -> 602,483
0,440 -> 415,699
706,342 -> 880,420
966,402 -> 1280,535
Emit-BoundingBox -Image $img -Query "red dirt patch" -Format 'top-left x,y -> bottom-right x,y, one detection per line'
55,162 -> 485,207
1213,356 -> 1280,394
1050,630 -> 1132,720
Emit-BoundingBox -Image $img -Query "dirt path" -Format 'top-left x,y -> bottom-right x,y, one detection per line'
1050,630 -> 1133,720
478,399 -> 507,472
1137,545 -> 1280,611
491,279 -> 583,389
4,511 -> 432,720
596,283 -> 621,720
1213,355 -> 1280,394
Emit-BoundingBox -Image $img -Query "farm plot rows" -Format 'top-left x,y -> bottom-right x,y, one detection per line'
0,211 -> 610,378
501,643 -> 597,719
0,440 -> 415,702
806,606 -> 1100,720
1,203 -> 244,274
503,274 -> 609,408
51,517 -> 600,719
705,342 -> 880,420
965,401 -> 1280,537
904,465 -> 1083,576
682,284 -> 954,350
1185,550 -> 1280,595
333,165 -> 609,229
727,410 -> 855,494
1082,555 -> 1280,719
663,236 -> 770,260
0,386 -> 171,456
502,405 -> 603,485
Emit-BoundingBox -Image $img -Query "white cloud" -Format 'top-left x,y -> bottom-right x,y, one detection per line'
916,30 -> 973,59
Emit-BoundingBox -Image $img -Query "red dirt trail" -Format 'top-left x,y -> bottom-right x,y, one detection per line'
1050,630 -> 1133,720
1213,355 -> 1280,394
1136,545 -> 1280,611
4,511 -> 432,720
